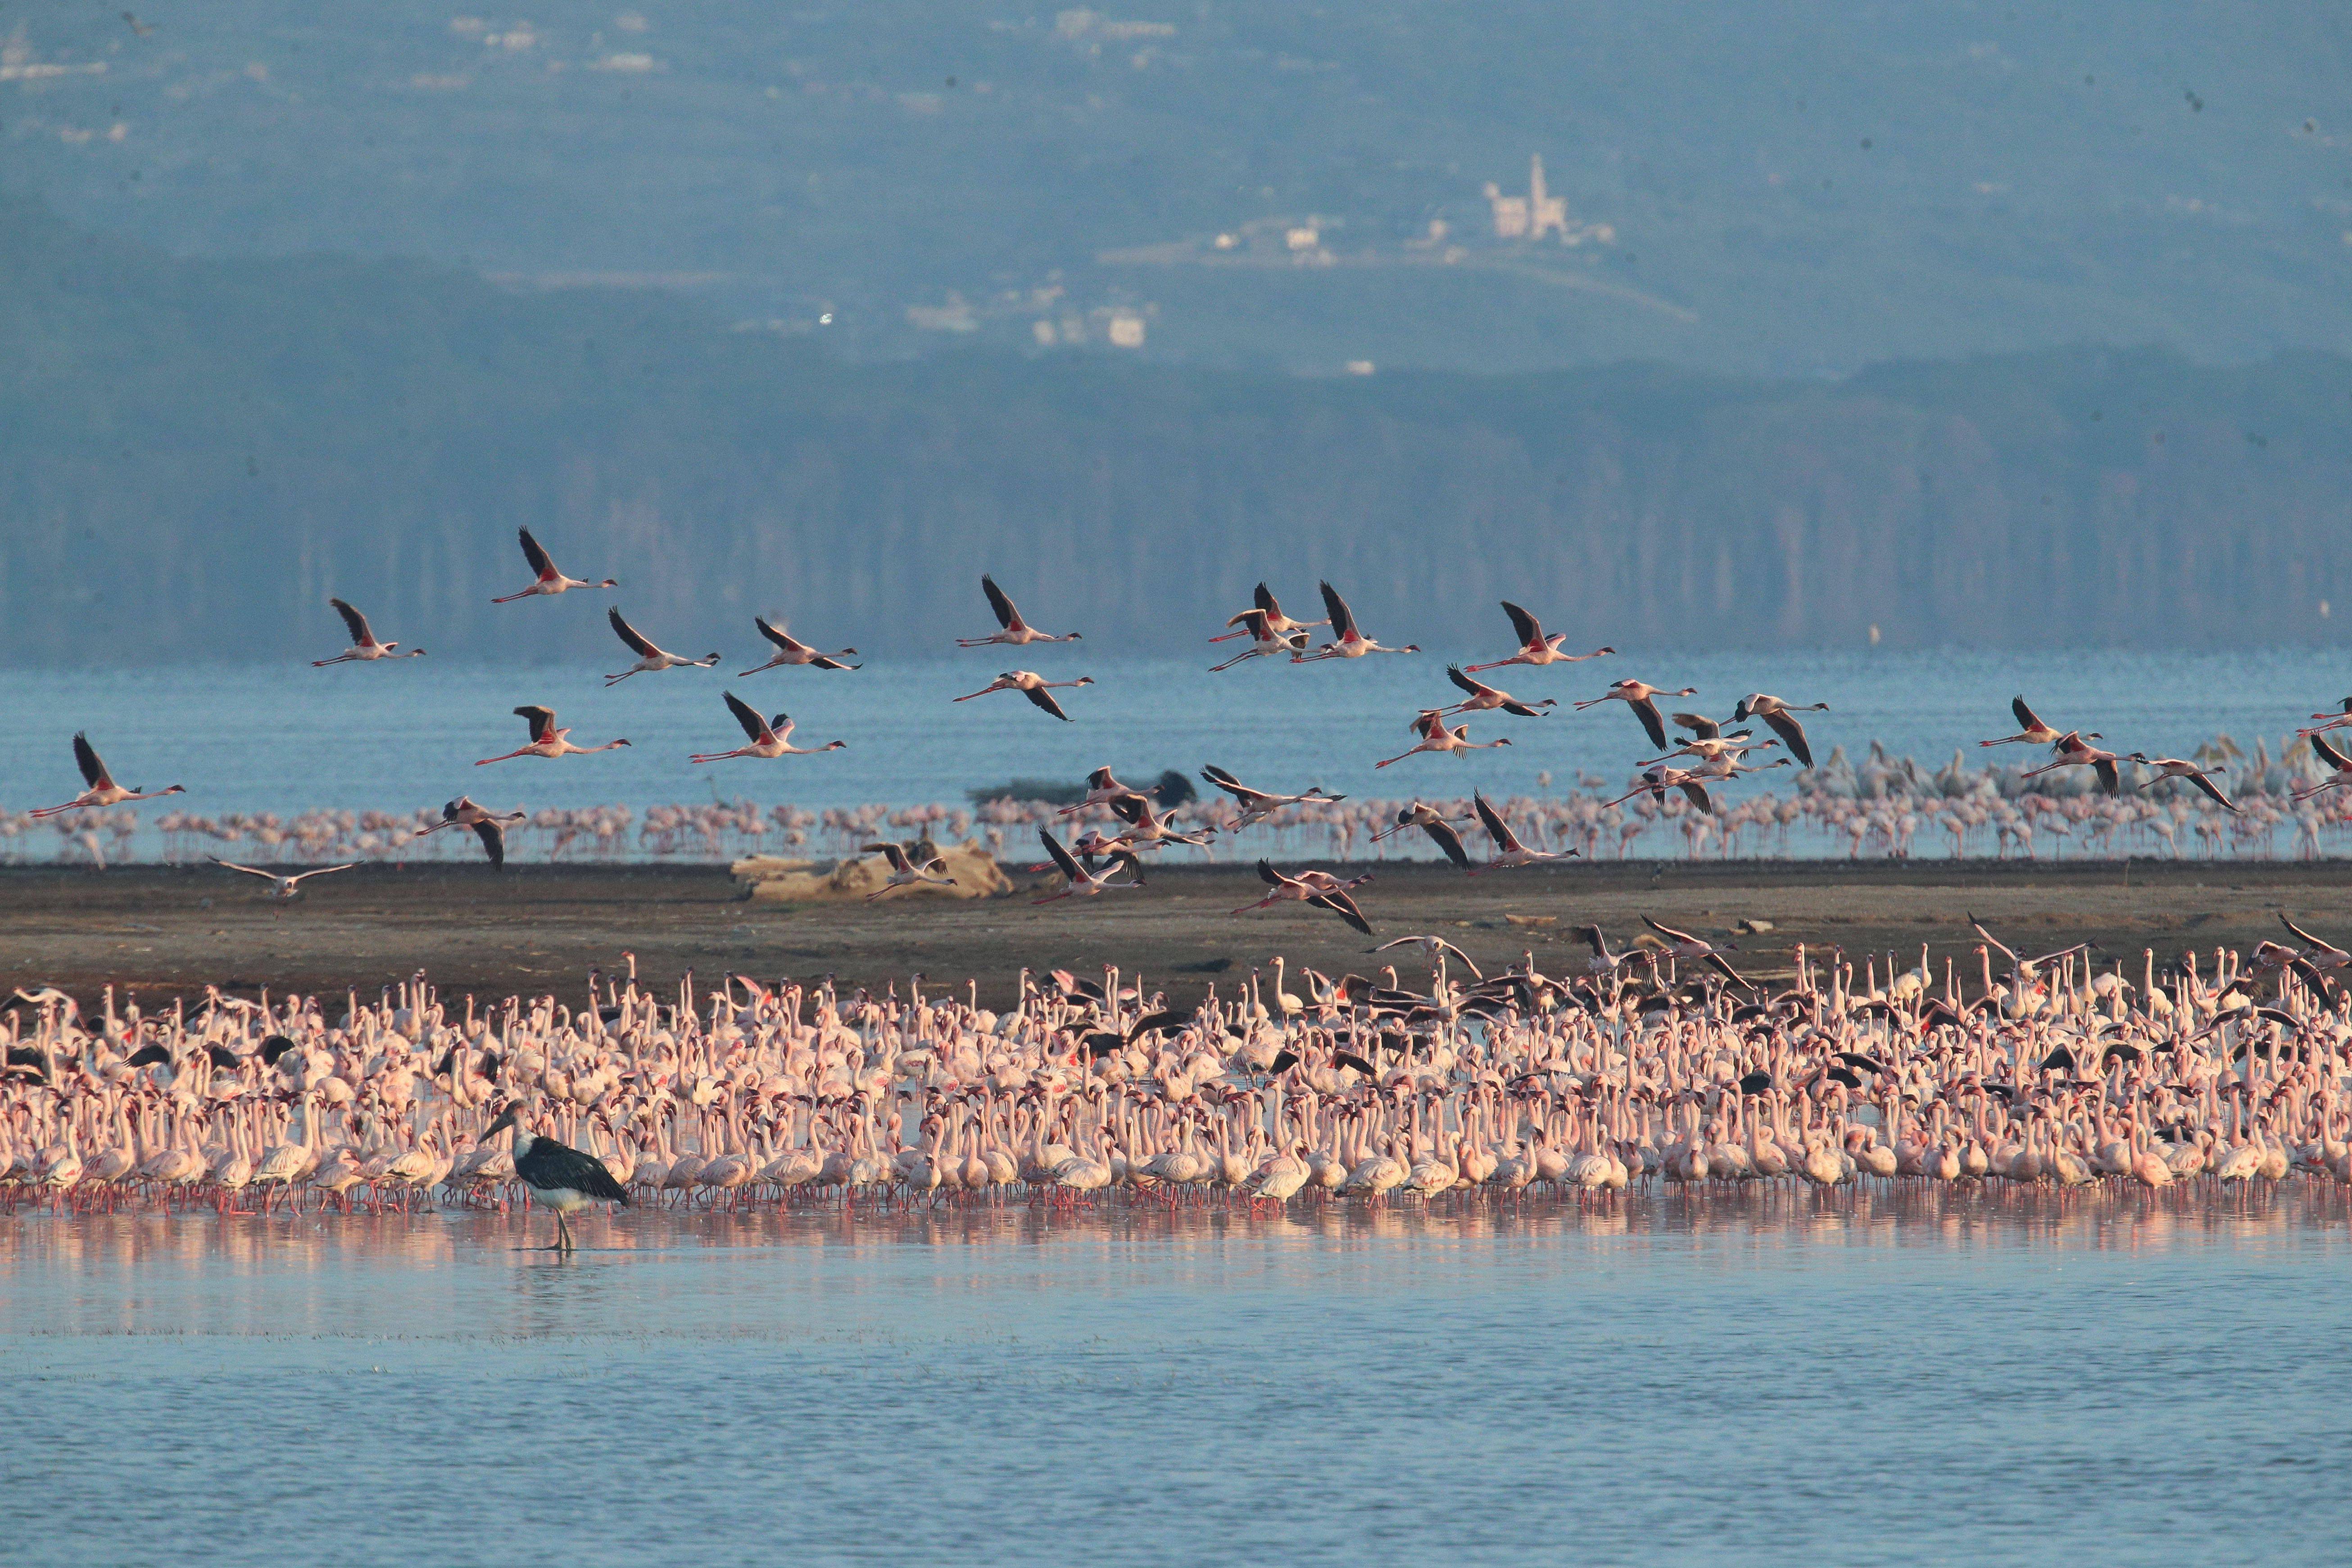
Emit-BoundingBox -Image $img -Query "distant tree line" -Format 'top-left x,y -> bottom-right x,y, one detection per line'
4,196 -> 2347,664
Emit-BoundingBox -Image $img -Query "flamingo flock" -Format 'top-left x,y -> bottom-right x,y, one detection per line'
7,912 -> 2349,1229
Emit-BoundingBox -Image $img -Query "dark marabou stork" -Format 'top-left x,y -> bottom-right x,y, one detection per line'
483,1101 -> 630,1251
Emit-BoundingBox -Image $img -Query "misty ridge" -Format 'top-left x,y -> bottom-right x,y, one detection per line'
3,195 -> 2348,667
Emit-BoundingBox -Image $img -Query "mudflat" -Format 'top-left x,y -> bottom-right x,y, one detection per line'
3,857 -> 2343,1009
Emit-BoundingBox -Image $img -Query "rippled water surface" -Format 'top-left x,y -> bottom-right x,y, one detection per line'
6,1190 -> 2350,1566
4,648 -> 2343,834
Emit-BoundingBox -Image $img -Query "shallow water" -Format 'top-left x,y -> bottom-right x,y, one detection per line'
6,1189 -> 2350,1566
3,647 -> 2342,840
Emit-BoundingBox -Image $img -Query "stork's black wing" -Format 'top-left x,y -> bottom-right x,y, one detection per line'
517,1136 -> 630,1205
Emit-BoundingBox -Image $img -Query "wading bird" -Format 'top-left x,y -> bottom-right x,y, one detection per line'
1573,679 -> 1699,751
1199,765 -> 1343,831
209,859 -> 358,901
313,598 -> 424,666
1292,582 -> 1420,662
2126,753 -> 2239,813
689,693 -> 846,763
476,707 -> 632,765
739,616 -> 859,675
482,1101 -> 630,1252
28,734 -> 186,818
604,608 -> 719,685
492,527 -> 617,602
862,842 -> 958,900
1463,601 -> 1613,672
1376,711 -> 1513,768
1468,793 -> 1579,874
414,796 -> 526,868
953,671 -> 1095,721
958,575 -> 1080,648
1731,693 -> 1829,769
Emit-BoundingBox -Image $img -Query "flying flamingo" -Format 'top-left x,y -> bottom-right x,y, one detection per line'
1212,583 -> 1328,643
1641,917 -> 1750,986
492,527 -> 617,602
2297,697 -> 2352,739
1232,860 -> 1373,934
210,859 -> 358,901
861,842 -> 958,900
1731,693 -> 1830,768
1033,829 -> 1146,903
1432,666 -> 1556,718
1209,609 -> 1308,671
1198,765 -> 1343,831
2021,731 -> 2120,794
2294,733 -> 2352,802
313,598 -> 424,666
1292,582 -> 1420,662
414,795 -> 526,867
1056,766 -> 1149,817
1375,710 -> 1513,768
2125,753 -> 2239,813
1573,679 -> 1699,751
604,608 -> 718,685
690,693 -> 846,763
475,707 -> 632,765
29,734 -> 186,818
1106,793 -> 1215,850
1463,601 -> 1613,672
739,616 -> 859,674
1979,695 -> 2092,749
1467,793 -> 1579,874
1600,766 -> 1716,814
958,575 -> 1080,648
1370,801 -> 1474,868
1641,711 -> 1772,767
953,670 -> 1095,721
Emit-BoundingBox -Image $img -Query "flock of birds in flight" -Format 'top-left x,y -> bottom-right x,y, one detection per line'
28,526 -> 2338,930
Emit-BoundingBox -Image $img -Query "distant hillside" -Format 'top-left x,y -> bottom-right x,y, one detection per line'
4,2 -> 2349,374
2,199 -> 2347,664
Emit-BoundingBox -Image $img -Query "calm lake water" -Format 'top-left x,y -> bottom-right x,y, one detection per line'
5,1190 -> 2349,1566
3,648 -> 2343,835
